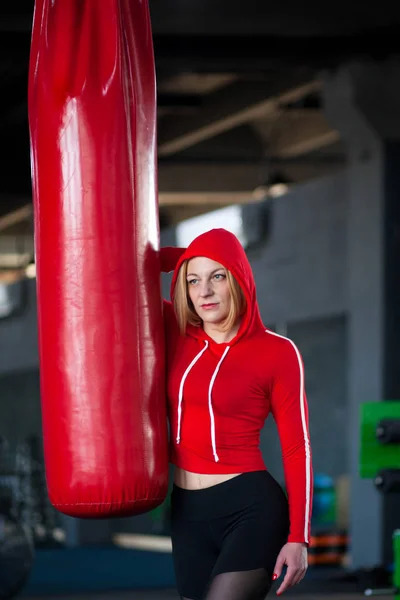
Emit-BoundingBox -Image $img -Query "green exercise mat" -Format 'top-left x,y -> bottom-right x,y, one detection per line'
359,402 -> 400,478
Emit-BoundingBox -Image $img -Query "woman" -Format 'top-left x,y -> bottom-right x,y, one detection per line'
161,228 -> 312,600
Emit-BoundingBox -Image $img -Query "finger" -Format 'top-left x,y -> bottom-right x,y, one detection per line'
301,567 -> 308,581
272,555 -> 285,581
292,568 -> 307,587
276,567 -> 298,595
290,571 -> 303,587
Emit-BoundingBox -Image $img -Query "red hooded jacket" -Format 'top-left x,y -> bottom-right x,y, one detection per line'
162,229 -> 313,545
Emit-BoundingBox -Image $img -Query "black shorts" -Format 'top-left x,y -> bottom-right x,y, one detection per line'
170,470 -> 290,600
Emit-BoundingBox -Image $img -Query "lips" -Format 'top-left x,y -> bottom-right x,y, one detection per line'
201,303 -> 218,309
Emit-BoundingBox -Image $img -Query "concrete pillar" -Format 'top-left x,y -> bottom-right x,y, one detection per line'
323,59 -> 400,569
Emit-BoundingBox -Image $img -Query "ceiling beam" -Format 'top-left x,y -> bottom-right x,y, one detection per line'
158,157 -> 345,192
0,203 -> 32,231
252,109 -> 340,158
276,123 -> 339,158
159,191 -> 254,206
158,74 -> 320,156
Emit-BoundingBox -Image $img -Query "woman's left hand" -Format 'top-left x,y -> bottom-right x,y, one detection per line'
272,542 -> 308,595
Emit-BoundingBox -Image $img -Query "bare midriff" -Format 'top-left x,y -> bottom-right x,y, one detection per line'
174,467 -> 242,490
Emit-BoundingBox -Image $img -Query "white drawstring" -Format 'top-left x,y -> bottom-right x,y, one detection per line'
176,342 -> 230,463
176,341 -> 209,443
207,347 -> 230,462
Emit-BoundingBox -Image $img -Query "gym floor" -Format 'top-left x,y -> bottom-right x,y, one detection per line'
26,591 -> 387,600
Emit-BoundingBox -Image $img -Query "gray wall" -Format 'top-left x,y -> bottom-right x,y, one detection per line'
249,172 -> 347,324
261,315 -> 348,486
0,369 -> 42,450
0,280 -> 39,376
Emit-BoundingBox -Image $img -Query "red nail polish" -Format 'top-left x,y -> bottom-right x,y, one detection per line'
272,574 -> 278,580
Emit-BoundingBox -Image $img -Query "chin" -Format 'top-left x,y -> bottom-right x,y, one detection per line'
203,313 -> 228,325
197,305 -> 228,324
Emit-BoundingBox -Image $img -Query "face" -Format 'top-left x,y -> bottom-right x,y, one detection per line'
186,257 -> 231,325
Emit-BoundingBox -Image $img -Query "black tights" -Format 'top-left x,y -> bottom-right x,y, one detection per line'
181,568 -> 271,600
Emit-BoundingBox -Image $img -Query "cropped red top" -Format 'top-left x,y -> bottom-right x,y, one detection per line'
162,228 -> 313,544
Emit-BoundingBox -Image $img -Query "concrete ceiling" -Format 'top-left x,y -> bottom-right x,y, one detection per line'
0,0 -> 400,273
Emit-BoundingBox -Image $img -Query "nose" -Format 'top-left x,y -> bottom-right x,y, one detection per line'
199,279 -> 213,297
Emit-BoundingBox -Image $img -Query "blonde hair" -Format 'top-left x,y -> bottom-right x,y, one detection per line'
173,260 -> 246,334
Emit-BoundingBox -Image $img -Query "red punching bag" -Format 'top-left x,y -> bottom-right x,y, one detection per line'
28,0 -> 168,517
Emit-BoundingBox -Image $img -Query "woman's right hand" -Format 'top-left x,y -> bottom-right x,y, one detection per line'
160,247 -> 186,273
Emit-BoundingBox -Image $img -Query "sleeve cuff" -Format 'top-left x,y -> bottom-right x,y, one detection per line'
287,533 -> 309,546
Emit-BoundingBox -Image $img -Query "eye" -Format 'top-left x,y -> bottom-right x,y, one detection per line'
213,273 -> 226,281
187,279 -> 198,285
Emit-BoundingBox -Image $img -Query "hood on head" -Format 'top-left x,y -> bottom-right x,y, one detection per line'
170,228 -> 264,344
